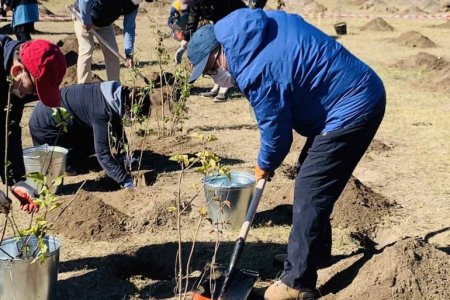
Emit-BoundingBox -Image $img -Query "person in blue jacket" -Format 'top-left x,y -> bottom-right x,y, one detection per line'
187,9 -> 386,300
28,81 -> 150,189
2,0 -> 39,41
73,0 -> 140,83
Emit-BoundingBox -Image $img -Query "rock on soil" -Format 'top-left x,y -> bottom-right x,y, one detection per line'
51,192 -> 128,242
333,238 -> 450,300
360,17 -> 394,31
393,52 -> 448,71
331,176 -> 397,235
391,31 -> 437,48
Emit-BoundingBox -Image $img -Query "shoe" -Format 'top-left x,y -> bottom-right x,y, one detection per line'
214,92 -> 229,102
200,90 -> 219,98
264,281 -> 315,300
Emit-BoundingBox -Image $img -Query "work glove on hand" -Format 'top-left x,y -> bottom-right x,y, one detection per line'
10,181 -> 39,214
175,46 -> 186,64
255,165 -> 274,182
121,178 -> 135,189
0,190 -> 12,214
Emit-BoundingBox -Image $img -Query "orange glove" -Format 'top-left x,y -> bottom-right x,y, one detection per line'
10,181 -> 39,214
255,166 -> 274,181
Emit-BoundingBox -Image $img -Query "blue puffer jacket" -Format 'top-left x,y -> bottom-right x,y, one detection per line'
214,9 -> 385,171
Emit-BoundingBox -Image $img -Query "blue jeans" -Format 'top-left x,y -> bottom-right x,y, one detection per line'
281,96 -> 385,290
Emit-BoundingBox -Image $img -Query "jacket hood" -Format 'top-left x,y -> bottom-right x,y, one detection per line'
214,9 -> 267,78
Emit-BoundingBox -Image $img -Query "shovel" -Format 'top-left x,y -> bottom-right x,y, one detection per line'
219,178 -> 267,300
66,5 -> 151,85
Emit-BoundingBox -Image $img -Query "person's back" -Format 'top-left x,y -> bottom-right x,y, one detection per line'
74,0 -> 138,27
215,9 -> 385,137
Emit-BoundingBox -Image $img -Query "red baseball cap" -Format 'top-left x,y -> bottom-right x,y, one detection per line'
19,39 -> 66,107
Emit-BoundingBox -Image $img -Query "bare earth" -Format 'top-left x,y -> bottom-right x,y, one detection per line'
1,0 -> 449,299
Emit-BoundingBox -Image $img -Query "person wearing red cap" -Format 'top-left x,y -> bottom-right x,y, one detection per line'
0,35 -> 66,214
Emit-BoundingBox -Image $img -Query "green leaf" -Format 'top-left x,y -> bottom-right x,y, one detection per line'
52,175 -> 64,187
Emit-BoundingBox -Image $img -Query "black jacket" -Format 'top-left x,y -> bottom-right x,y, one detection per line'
183,0 -> 246,41
28,82 -> 131,185
0,34 -> 27,185
74,0 -> 138,27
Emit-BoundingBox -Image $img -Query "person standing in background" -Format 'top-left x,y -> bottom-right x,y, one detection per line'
72,0 -> 140,83
2,0 -> 39,41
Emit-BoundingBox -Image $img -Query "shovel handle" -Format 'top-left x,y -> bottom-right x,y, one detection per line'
238,178 -> 267,240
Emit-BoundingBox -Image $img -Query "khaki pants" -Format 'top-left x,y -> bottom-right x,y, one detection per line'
73,19 -> 120,83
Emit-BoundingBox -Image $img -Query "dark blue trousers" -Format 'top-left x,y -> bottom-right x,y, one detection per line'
281,98 -> 385,290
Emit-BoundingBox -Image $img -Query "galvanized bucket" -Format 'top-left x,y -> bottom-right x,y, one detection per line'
204,171 -> 256,230
23,144 -> 68,194
0,236 -> 61,300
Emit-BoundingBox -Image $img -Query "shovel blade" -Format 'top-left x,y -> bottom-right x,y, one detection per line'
222,269 -> 258,300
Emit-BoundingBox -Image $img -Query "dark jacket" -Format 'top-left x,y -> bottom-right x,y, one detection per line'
0,35 -> 27,185
4,0 -> 38,10
183,0 -> 246,41
74,0 -> 138,27
28,82 -> 132,185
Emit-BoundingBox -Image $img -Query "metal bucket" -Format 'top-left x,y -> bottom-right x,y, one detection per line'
334,22 -> 347,35
23,144 -> 68,194
0,236 -> 61,300
204,172 -> 256,231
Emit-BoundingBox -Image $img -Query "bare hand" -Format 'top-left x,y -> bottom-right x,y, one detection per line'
125,57 -> 134,68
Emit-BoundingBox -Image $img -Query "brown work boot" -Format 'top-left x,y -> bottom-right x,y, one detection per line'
264,281 -> 315,300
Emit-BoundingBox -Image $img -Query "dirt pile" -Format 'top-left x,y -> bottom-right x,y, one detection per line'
402,6 -> 428,14
300,0 -> 328,13
421,64 -> 450,92
360,0 -> 399,13
393,52 -> 448,71
331,176 -> 397,235
51,193 -> 128,242
366,139 -> 394,154
430,20 -> 450,28
391,31 -> 437,48
360,17 -> 394,31
39,5 -> 56,17
335,238 -> 450,299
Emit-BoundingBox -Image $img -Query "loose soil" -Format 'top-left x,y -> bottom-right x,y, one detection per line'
322,238 -> 450,299
393,52 -> 448,71
51,192 -> 128,242
421,63 -> 450,92
391,30 -> 437,48
360,17 -> 394,31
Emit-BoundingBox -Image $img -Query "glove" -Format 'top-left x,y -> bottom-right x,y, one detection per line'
121,178 -> 135,189
175,45 -> 186,64
10,181 -> 39,214
255,165 -> 274,181
0,190 -> 12,214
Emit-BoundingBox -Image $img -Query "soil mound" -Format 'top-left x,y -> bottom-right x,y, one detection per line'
422,64 -> 450,92
402,6 -> 428,14
331,176 -> 397,235
51,193 -> 128,241
335,238 -> 450,300
391,31 -> 437,48
39,5 -> 56,16
367,139 -> 394,154
360,0 -> 399,13
300,0 -> 328,13
360,17 -> 394,31
393,52 -> 447,71
430,20 -> 450,28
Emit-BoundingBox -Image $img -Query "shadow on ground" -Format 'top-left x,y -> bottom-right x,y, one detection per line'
58,241 -> 287,299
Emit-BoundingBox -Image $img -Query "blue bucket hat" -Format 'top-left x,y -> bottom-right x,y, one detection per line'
187,24 -> 220,83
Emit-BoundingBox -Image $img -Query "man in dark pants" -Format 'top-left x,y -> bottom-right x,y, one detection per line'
29,81 -> 150,189
187,9 -> 385,300
0,35 -> 66,213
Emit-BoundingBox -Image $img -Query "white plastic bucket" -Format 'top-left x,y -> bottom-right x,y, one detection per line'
0,236 -> 61,300
23,145 -> 68,194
